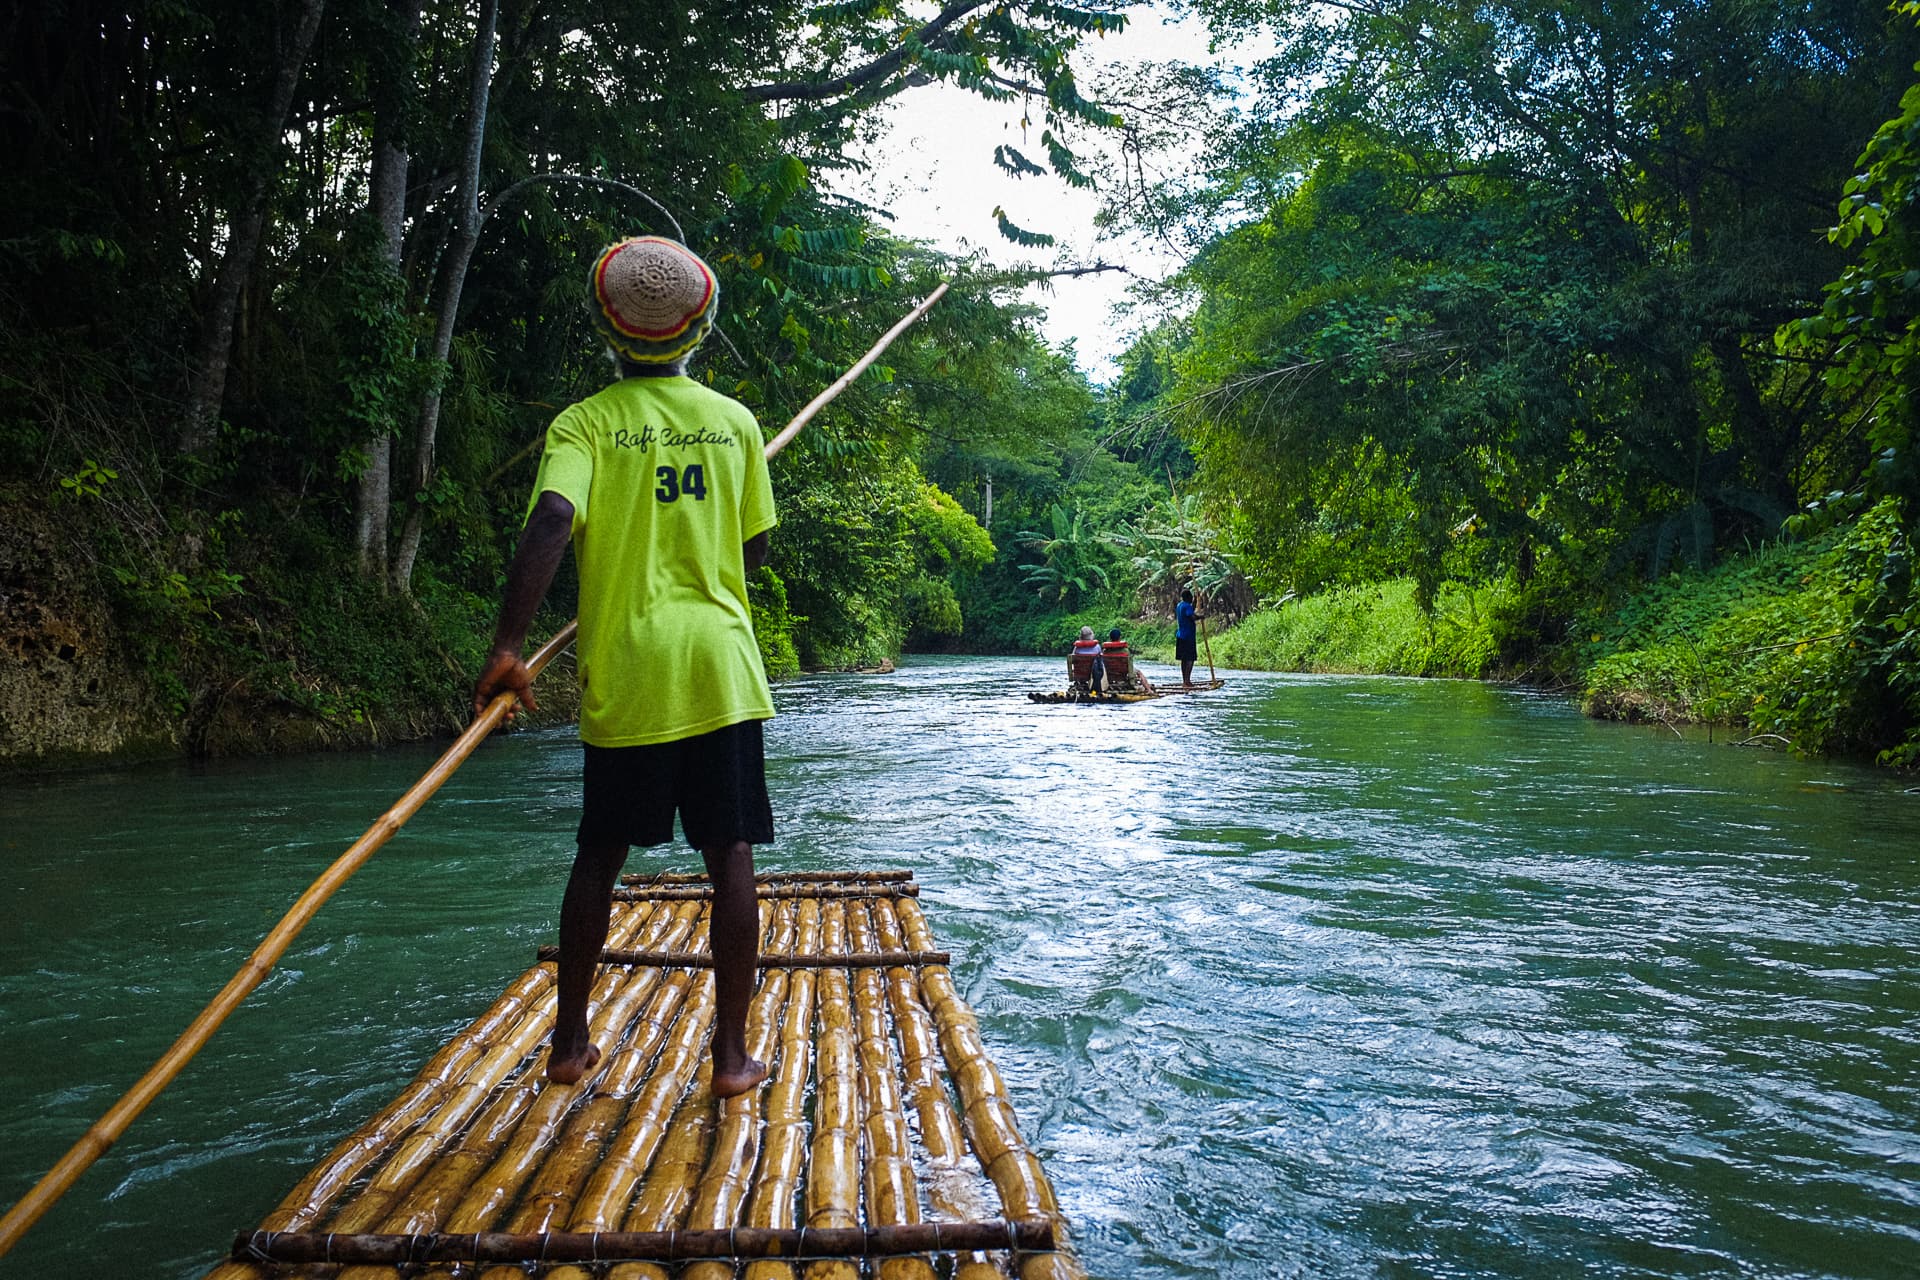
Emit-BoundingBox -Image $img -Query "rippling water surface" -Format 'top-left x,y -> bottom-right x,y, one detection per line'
1,657 -> 1916,1278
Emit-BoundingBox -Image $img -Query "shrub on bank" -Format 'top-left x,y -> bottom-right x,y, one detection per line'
1204,579 -> 1510,677
1580,506 -> 1918,763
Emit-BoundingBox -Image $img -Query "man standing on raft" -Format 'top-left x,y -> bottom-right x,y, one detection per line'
1175,588 -> 1203,688
473,236 -> 777,1098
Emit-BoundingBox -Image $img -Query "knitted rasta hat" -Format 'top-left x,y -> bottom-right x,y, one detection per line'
589,236 -> 718,365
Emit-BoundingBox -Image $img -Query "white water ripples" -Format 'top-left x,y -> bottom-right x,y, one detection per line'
0,656 -> 1915,1278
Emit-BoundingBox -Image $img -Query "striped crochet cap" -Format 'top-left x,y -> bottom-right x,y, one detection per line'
589,236 -> 718,364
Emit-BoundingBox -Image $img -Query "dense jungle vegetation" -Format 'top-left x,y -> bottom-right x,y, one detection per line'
3,0 -> 1917,766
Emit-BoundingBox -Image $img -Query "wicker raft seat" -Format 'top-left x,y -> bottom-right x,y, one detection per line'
208,871 -> 1080,1280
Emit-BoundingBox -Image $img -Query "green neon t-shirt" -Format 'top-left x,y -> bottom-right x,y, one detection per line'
530,375 -> 777,746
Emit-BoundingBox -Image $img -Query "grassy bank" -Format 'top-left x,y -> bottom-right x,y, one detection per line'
1578,505 -> 1918,765
1149,511 -> 1916,766
1139,580 -> 1514,678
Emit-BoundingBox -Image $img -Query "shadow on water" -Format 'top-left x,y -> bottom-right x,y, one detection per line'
1,655 -> 1915,1278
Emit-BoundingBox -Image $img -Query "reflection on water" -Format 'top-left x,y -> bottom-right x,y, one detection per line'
1,657 -> 1916,1278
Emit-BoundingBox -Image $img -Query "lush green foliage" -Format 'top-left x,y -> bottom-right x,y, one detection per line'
1583,503 -> 1920,765
1085,0 -> 1920,763
0,0 -> 1148,742
1207,580 -> 1509,679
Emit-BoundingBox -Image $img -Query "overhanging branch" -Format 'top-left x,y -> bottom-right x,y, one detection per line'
743,0 -> 994,104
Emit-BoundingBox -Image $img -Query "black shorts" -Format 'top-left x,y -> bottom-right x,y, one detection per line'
577,718 -> 774,850
1176,635 -> 1199,662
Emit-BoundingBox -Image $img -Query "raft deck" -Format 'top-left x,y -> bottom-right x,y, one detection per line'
209,870 -> 1080,1279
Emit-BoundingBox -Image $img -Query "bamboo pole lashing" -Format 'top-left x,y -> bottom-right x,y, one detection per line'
614,882 -> 920,901
209,901 -> 664,1280
621,869 -> 915,887
329,1062 -> 544,1280
544,946 -> 953,968
234,1219 -> 1057,1264
393,902 -> 692,1280
443,906 -> 704,1274
3,282 -> 958,1261
428,890 -> 706,1274
216,885 -> 1078,1280
260,901 -> 673,1280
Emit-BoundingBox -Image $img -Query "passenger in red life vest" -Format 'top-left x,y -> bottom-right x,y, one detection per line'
1100,628 -> 1155,694
1068,626 -> 1108,696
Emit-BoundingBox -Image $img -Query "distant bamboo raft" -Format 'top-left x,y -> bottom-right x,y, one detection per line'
207,871 -> 1082,1280
1028,678 -> 1226,705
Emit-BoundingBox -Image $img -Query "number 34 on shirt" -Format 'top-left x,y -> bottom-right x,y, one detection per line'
656,464 -> 708,503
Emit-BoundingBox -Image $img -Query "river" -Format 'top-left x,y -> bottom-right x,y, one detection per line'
0,656 -> 1915,1278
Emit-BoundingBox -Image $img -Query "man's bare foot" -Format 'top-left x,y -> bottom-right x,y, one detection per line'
710,1056 -> 769,1099
546,1041 -> 601,1085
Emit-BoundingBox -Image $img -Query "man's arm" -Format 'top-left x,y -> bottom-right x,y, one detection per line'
472,491 -> 575,721
744,530 -> 770,573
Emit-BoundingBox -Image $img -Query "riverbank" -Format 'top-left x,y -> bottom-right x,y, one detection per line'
1126,518 -> 1918,768
0,494 -> 581,770
11,495 -> 1913,772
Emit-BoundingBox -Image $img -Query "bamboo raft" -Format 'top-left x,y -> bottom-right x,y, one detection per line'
208,869 -> 1081,1280
1027,679 -> 1225,705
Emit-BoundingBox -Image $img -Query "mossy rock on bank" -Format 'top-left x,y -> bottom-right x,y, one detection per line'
0,505 -> 180,765
1,494 -> 581,771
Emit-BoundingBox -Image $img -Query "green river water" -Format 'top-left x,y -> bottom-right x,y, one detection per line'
1,656 -> 1916,1278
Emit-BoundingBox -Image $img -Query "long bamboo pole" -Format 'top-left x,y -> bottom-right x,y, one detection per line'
1199,612 -> 1217,684
0,280 -> 954,1260
761,282 -> 950,458
805,902 -> 861,1280
742,897 -> 820,1280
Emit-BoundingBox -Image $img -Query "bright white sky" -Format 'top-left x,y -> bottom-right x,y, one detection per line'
832,4 -> 1250,381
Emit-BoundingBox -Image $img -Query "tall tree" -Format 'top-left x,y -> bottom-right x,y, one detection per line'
1135,0 -> 1920,599
178,0 -> 328,456
351,0 -> 424,580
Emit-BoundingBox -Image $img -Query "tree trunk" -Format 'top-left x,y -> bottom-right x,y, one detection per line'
352,0 -> 422,580
178,0 -> 327,455
1711,333 -> 1797,516
391,0 -> 496,596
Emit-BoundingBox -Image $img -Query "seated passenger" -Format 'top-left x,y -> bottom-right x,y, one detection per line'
1100,628 -> 1154,694
1068,626 -> 1107,697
